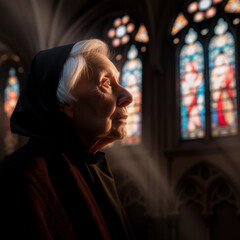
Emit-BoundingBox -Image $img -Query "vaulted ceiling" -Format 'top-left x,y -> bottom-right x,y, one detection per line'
0,0 -> 183,69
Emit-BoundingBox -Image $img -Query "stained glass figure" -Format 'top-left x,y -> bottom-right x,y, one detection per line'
171,13 -> 188,35
224,0 -> 240,13
4,67 -> 20,155
107,15 -> 135,47
121,45 -> 142,144
180,29 -> 205,139
209,18 -> 237,136
135,24 -> 149,43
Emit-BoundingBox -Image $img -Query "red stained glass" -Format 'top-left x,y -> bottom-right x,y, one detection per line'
127,23 -> 135,33
122,15 -> 130,24
113,18 -> 121,27
206,7 -> 216,18
108,29 -> 115,38
188,2 -> 198,13
194,12 -> 204,22
112,38 -> 121,47
122,35 -> 129,44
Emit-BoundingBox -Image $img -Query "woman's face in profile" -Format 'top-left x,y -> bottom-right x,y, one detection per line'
63,53 -> 133,147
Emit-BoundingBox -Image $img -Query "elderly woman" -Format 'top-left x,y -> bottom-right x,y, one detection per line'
0,39 -> 134,240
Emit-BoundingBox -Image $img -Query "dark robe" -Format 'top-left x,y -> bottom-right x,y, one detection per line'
0,43 -> 135,240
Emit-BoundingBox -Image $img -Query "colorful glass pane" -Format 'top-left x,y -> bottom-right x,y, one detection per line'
127,23 -> 135,33
112,38 -> 121,47
180,29 -> 205,139
114,18 -> 121,27
4,67 -> 20,155
122,35 -> 130,44
188,2 -> 199,13
194,11 -> 205,22
201,28 -> 209,35
108,29 -> 115,38
116,25 -> 127,38
225,0 -> 240,13
121,45 -> 142,144
171,13 -> 188,35
135,24 -> 149,43
122,15 -> 130,24
209,19 -> 237,136
206,7 -> 216,18
199,0 -> 212,11
233,17 -> 240,25
108,15 -> 134,47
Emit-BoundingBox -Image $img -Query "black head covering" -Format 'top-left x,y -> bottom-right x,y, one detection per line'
10,43 -> 75,140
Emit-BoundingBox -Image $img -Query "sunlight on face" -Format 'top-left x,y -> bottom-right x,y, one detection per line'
67,53 -> 133,150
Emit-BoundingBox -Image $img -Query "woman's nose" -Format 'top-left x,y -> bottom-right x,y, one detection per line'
117,85 -> 133,107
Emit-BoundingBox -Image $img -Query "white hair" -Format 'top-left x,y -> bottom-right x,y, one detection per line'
56,39 -> 110,103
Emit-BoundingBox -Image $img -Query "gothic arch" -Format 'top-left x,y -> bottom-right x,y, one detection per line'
171,162 -> 240,215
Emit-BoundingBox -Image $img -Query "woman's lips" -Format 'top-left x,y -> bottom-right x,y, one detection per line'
113,115 -> 128,122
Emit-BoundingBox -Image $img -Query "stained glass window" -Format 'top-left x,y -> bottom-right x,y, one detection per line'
121,45 -> 142,144
180,29 -> 205,139
171,0 -> 239,141
4,67 -> 20,155
183,0 -> 223,23
106,15 -> 148,145
209,19 -> 237,136
107,15 -> 135,47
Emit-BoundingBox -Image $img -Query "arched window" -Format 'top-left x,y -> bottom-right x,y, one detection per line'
171,0 -> 240,140
180,28 -> 205,139
0,53 -> 24,158
105,14 -> 149,145
209,18 -> 237,136
4,67 -> 20,155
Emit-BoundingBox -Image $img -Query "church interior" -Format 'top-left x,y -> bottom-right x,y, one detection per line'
1,0 -> 240,239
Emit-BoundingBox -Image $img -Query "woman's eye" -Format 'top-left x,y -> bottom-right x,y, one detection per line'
103,79 -> 111,87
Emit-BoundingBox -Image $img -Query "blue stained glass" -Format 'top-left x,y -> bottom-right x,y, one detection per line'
209,19 -> 238,136
180,29 -> 205,139
121,45 -> 142,144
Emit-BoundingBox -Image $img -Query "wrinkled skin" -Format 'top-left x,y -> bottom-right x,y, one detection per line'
59,53 -> 133,153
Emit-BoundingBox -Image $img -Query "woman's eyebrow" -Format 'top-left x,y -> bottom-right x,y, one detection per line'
100,68 -> 120,82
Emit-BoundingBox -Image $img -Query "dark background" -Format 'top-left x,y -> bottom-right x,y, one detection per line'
0,0 -> 240,239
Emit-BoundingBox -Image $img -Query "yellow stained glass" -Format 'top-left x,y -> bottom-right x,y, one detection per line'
225,0 -> 240,13
135,24 -> 149,43
171,13 -> 188,35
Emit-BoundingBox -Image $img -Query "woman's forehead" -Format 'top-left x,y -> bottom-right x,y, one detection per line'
88,53 -> 119,76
